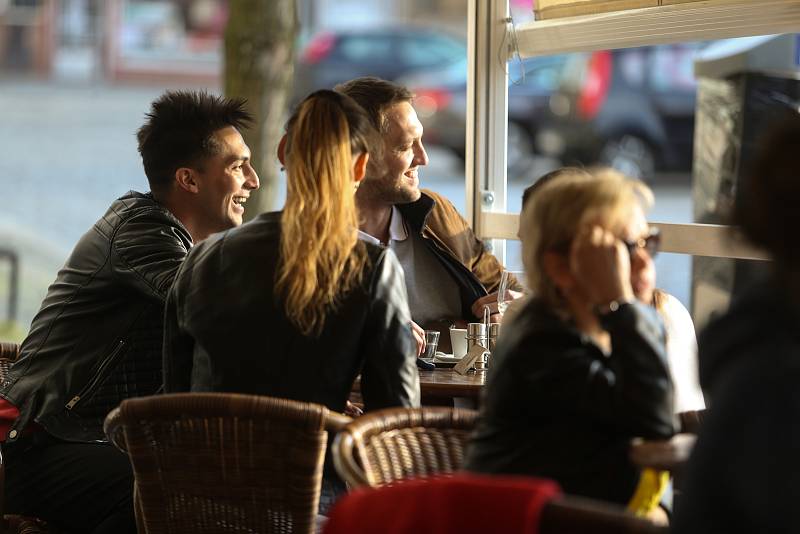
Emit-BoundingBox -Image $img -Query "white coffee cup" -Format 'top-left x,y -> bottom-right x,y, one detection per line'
449,328 -> 468,359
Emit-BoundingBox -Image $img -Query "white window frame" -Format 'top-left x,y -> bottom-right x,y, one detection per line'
466,0 -> 800,262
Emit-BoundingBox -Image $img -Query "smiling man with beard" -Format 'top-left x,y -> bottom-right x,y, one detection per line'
0,90 -> 259,533
337,77 -> 522,354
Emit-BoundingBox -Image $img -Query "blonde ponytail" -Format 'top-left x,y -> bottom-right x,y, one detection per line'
276,91 -> 376,336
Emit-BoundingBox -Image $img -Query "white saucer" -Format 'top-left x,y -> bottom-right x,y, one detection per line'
434,352 -> 464,363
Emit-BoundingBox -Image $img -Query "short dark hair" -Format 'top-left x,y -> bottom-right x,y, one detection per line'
522,167 -> 591,208
136,90 -> 253,191
734,112 -> 800,266
334,77 -> 414,133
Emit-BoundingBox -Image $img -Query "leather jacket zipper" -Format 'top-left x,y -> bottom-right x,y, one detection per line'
65,340 -> 126,410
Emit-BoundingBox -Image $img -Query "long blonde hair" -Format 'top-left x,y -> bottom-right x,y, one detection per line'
276,90 -> 378,336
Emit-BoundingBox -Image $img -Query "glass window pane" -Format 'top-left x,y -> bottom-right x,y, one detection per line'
503,33 -> 799,327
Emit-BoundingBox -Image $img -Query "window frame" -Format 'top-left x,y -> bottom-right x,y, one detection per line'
466,0 -> 800,263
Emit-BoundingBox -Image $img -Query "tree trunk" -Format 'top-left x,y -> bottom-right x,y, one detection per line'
224,0 -> 298,221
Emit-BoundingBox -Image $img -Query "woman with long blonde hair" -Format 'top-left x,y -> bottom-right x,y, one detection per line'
163,90 -> 420,511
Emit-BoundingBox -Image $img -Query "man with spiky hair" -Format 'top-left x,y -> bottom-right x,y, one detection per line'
0,91 -> 259,533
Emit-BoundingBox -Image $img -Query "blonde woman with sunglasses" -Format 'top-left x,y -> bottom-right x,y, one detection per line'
466,168 -> 675,515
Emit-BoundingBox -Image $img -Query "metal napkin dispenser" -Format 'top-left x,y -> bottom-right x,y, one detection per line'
454,322 -> 489,375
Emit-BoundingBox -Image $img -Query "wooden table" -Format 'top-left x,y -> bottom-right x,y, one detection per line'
629,433 -> 697,472
418,367 -> 486,400
352,367 -> 487,406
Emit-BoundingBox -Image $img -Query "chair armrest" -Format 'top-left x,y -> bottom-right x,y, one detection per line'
0,342 -> 19,362
542,495 -> 669,533
0,358 -> 12,383
326,412 -> 352,432
103,406 -> 128,453
332,430 -> 369,488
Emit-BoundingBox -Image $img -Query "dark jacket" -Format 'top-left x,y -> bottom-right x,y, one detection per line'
1,191 -> 192,443
397,190 -> 522,323
163,211 -> 420,412
466,298 -> 675,505
675,277 -> 800,533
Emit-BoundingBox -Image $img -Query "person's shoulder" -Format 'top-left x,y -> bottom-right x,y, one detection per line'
698,280 -> 786,384
111,191 -> 185,230
418,188 -> 471,232
503,298 -> 573,349
219,211 -> 281,243
421,189 -> 459,214
193,212 -> 282,260
658,292 -> 694,327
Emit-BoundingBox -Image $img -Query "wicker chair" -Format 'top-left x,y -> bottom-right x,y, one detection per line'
104,393 -> 351,534
0,342 -> 51,534
332,406 -> 478,488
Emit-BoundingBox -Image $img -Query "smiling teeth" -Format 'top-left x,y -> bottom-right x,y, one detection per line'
233,196 -> 247,204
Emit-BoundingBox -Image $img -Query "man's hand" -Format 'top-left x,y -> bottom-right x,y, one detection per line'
471,290 -> 524,321
411,320 -> 425,356
344,400 -> 364,418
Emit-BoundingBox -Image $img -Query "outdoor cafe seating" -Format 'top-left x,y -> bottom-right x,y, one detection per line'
0,338 -> 698,533
332,406 -> 478,488
103,393 -> 350,534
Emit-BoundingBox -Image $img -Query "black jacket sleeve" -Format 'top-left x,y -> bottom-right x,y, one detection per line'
112,208 -> 192,301
359,250 -> 421,410
541,302 -> 675,438
162,259 -> 194,393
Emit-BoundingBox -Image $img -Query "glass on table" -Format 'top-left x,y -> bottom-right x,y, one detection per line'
422,330 -> 440,361
497,270 -> 511,314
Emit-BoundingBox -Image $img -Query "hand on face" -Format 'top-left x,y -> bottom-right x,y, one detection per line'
569,224 -> 635,307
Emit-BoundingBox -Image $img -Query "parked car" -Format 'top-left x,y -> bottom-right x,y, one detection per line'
292,27 -> 467,104
399,55 -> 570,171
403,42 -> 706,180
536,43 -> 705,179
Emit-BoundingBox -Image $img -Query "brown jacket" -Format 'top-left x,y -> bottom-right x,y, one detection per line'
396,189 -> 521,327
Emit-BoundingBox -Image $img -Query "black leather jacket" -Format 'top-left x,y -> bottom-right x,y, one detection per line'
163,211 -> 420,412
1,191 -> 192,443
466,298 -> 675,505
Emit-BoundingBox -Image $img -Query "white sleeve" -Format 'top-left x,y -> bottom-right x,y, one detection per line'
661,293 -> 706,412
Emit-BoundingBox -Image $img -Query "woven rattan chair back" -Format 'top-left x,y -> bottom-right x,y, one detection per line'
104,393 -> 349,534
333,406 -> 478,488
0,342 -> 19,363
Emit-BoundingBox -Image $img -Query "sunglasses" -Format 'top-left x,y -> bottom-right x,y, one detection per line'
623,227 -> 660,259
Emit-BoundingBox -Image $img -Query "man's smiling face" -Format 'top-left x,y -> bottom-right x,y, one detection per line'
194,126 -> 259,232
366,101 -> 429,204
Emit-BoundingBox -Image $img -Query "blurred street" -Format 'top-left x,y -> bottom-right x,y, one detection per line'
0,79 -> 692,332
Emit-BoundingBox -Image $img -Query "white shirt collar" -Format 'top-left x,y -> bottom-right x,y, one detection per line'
357,206 -> 408,246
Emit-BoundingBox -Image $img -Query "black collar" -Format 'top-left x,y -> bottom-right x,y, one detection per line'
396,191 -> 435,235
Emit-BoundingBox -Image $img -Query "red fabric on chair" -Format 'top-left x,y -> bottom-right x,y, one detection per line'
0,398 -> 19,441
323,474 -> 562,534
